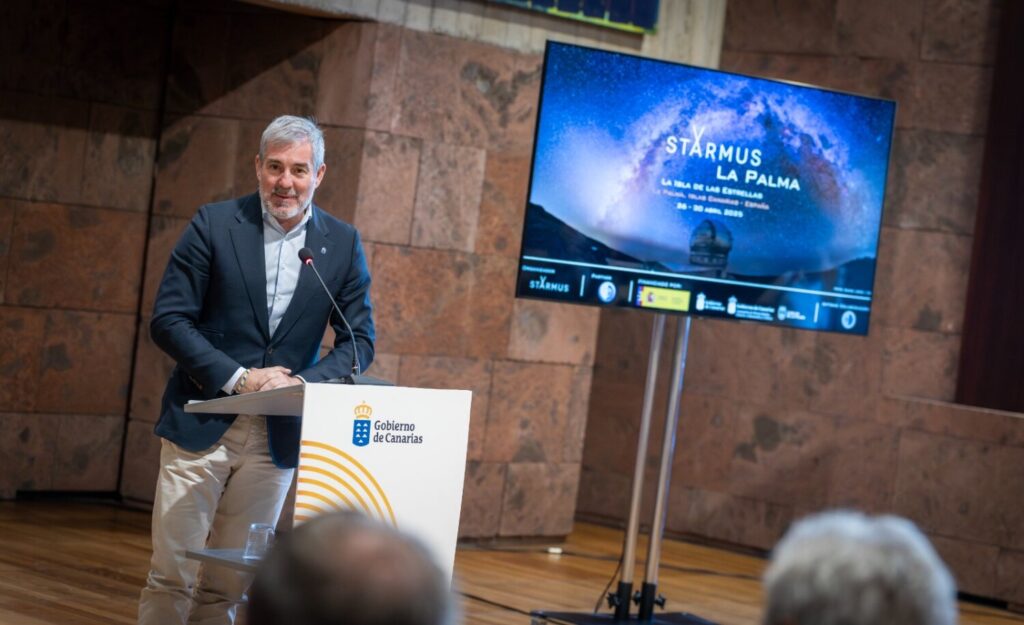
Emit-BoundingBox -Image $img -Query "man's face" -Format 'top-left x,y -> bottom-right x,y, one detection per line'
255,140 -> 326,229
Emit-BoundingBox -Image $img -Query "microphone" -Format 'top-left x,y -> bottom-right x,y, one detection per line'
299,247 -> 361,376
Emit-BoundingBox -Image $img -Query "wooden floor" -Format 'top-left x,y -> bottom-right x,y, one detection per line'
0,502 -> 1021,625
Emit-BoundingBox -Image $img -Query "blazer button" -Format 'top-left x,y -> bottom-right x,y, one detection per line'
267,347 -> 274,354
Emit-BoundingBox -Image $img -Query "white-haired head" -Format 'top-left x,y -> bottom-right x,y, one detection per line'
763,511 -> 957,625
260,115 -> 325,171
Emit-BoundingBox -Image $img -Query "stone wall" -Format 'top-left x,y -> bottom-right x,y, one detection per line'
0,1 -> 165,498
0,0 -> 610,539
577,0 -> 1024,603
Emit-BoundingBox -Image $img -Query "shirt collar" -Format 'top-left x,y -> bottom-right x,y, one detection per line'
262,205 -> 312,236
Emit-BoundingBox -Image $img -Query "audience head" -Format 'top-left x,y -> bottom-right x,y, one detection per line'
248,511 -> 456,625
763,510 -> 957,625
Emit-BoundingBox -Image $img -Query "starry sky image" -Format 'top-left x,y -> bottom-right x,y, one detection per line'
528,42 -> 896,280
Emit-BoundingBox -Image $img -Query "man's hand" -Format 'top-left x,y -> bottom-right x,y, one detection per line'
237,366 -> 294,394
255,368 -> 303,392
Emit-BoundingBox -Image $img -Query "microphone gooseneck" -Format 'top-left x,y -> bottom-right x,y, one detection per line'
298,247 -> 361,376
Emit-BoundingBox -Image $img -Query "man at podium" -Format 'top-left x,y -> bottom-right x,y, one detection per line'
137,115 -> 376,625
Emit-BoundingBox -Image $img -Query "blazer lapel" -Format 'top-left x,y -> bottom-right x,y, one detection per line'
271,205 -> 335,343
230,195 -> 272,342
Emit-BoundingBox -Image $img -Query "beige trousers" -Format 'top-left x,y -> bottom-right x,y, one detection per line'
137,415 -> 294,625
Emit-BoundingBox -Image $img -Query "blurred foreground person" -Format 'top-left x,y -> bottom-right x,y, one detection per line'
248,512 -> 457,625
763,510 -> 957,625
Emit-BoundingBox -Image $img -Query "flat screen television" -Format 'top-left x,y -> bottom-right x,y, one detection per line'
515,42 -> 896,335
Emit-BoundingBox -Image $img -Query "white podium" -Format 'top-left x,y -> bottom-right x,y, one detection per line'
186,382 -> 472,579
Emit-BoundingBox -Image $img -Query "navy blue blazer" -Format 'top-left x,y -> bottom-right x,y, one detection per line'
150,193 -> 375,468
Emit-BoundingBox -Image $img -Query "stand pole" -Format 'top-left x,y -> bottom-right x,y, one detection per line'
611,314 -> 667,620
638,316 -> 691,621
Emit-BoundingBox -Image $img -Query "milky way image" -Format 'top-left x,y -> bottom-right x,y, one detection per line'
528,43 -> 896,279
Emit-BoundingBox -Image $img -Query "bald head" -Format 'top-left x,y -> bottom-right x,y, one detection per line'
248,512 -> 456,625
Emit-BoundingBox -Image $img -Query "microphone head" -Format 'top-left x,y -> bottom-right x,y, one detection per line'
298,247 -> 314,265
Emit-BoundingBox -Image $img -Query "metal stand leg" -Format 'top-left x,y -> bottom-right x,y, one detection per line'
531,316 -> 708,625
638,316 -> 691,621
610,314 -> 666,620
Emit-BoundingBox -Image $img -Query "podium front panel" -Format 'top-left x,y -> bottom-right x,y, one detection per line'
295,384 -> 471,581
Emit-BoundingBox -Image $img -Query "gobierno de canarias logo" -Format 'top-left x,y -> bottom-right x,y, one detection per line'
294,401 -> 396,527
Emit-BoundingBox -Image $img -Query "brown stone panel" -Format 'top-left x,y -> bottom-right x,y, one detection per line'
36,310 -> 136,416
485,361 -> 574,464
672,392 -> 737,493
200,11 -> 324,120
119,418 -> 162,503
0,1 -> 66,97
825,418 -> 899,512
922,0 -> 1002,65
0,207 -> 14,304
81,104 -> 159,212
498,462 -> 580,537
364,24 -> 403,133
62,0 -> 167,108
913,62 -> 993,135
562,365 -> 593,465
728,403 -> 837,507
996,549 -> 1024,604
0,91 -> 88,204
0,412 -> 60,497
997,445 -> 1024,550
450,39 -> 541,152
929,534 -> 998,597
805,330 -> 882,420
575,465 -> 634,523
398,355 -> 492,462
7,203 -> 146,313
719,51 -> 833,87
723,0 -> 838,55
893,429 -> 1005,545
0,307 -> 45,412
876,395 -> 1024,448
164,8 -> 230,114
316,22 -> 376,128
314,126 -> 364,225
666,487 -> 793,550
884,130 -> 983,235
411,142 -> 486,252
873,228 -> 971,334
352,131 -> 421,245
881,327 -> 960,401
580,373 -> 644,479
371,246 -> 514,358
230,119 -> 265,201
391,29 -> 459,144
476,152 -> 530,257
140,216 -> 191,316
365,352 -> 400,383
508,300 -> 599,366
130,316 -> 176,425
684,318 -> 740,400
458,461 -> 506,538
583,309 -> 662,479
836,0 -> 922,60
736,324 -> 819,408
828,57 -> 916,129
152,116 -> 240,218
51,414 -> 123,491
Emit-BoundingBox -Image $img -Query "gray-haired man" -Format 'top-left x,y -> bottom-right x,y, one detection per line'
138,115 -> 375,625
763,510 -> 957,625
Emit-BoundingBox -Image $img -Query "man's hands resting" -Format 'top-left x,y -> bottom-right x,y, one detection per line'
235,366 -> 303,394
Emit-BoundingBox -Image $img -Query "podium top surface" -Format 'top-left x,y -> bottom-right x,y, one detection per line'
185,385 -> 305,416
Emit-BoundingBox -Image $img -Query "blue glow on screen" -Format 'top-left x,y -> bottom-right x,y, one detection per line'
532,44 -> 894,276
517,42 -> 896,334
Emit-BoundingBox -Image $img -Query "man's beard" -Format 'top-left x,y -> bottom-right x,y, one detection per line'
260,188 -> 311,221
